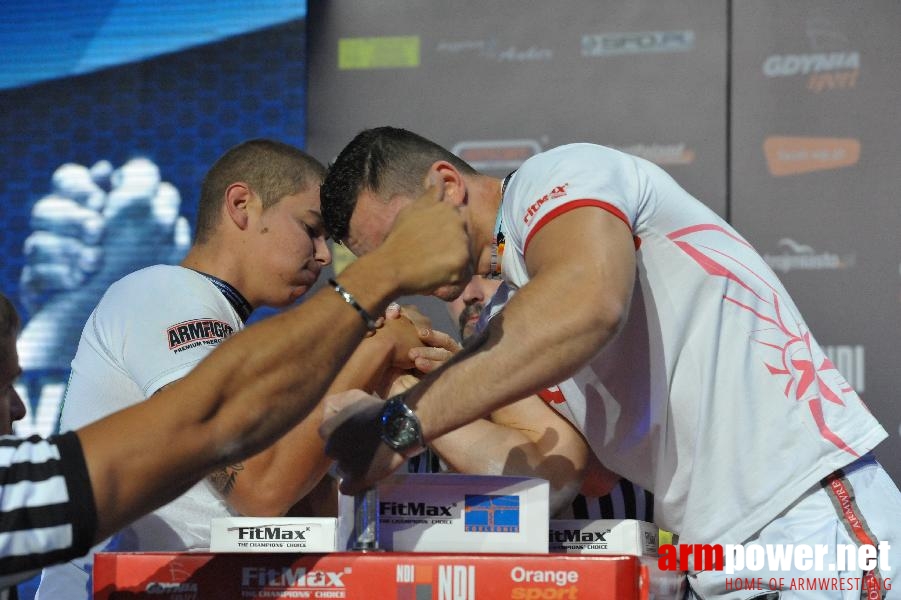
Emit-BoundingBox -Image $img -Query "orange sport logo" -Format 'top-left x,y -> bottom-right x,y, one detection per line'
763,136 -> 860,177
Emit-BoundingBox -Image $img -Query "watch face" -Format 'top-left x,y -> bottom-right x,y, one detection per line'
386,416 -> 417,447
381,398 -> 422,451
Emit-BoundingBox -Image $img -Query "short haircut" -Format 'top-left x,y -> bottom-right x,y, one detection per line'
320,127 -> 476,243
195,139 -> 326,243
0,292 -> 20,338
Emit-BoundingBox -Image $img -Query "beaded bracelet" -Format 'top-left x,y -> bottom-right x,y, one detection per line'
328,278 -> 378,331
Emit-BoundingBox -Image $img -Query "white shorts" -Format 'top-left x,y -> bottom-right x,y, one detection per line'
688,454 -> 901,599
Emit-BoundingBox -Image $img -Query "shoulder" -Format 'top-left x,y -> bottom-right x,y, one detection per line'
108,265 -> 198,292
519,143 -> 632,174
98,266 -> 208,311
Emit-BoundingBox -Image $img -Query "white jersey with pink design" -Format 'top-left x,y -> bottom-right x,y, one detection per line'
494,143 -> 886,545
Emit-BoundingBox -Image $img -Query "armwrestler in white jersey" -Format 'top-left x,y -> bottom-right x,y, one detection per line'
36,139 -> 453,599
319,127 -> 901,600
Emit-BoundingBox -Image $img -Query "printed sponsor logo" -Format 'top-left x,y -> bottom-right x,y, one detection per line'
549,528 -> 611,552
435,39 -> 553,62
581,30 -> 694,57
241,566 -> 350,597
396,564 -> 433,599
617,142 -> 695,166
763,136 -> 860,176
522,183 -> 570,225
145,582 -> 198,596
510,566 -> 580,599
438,565 -> 475,600
225,524 -> 317,550
550,529 -> 609,543
763,20 -> 859,92
144,561 -> 198,597
464,494 -> 520,532
381,501 -> 453,517
231,525 -> 310,541
451,139 -> 542,172
167,318 -> 234,352
338,36 -> 420,70
763,238 -> 855,273
821,345 -> 865,394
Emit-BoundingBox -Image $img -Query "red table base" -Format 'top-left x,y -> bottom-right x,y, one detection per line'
94,551 -> 685,599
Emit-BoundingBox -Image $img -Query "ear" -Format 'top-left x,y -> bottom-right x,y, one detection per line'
224,182 -> 252,230
429,161 -> 467,208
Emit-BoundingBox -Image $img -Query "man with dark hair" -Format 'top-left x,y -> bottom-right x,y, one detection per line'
34,138 -> 460,598
320,127 -> 900,599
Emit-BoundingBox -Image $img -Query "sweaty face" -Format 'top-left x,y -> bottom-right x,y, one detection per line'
251,187 -> 332,307
0,336 -> 26,435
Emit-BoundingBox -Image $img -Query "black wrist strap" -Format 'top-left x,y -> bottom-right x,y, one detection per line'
328,278 -> 378,331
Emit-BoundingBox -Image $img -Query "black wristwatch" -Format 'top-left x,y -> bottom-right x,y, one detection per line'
379,394 -> 425,457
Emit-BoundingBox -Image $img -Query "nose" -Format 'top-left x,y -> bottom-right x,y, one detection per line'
9,387 -> 26,423
459,277 -> 486,304
314,236 -> 332,267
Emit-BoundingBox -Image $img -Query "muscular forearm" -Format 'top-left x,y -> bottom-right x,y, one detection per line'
219,333 -> 397,516
412,264 -> 619,444
430,415 -> 586,515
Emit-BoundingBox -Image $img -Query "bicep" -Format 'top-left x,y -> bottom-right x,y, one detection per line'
523,205 -> 636,326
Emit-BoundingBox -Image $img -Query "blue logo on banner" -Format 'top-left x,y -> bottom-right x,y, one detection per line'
464,494 -> 520,532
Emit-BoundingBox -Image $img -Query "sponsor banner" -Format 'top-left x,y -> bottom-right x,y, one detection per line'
581,30 -> 695,57
338,36 -> 420,70
210,517 -> 338,553
821,345 -> 865,394
94,551 -> 685,599
616,143 -> 696,166
550,519 -> 659,557
762,51 -> 859,93
451,139 -> 542,173
763,238 -> 856,273
762,136 -> 860,176
336,473 -> 549,553
435,38 -> 553,63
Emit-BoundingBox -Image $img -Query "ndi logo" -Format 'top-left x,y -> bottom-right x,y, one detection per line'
438,565 -> 475,600
464,494 -> 520,532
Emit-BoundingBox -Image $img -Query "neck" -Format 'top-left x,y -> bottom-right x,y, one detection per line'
180,243 -> 256,307
467,175 -> 504,276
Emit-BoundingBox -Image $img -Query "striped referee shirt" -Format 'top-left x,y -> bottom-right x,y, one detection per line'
0,432 -> 97,588
560,479 -> 655,522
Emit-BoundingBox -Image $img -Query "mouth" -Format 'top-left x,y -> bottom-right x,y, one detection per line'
299,261 -> 322,285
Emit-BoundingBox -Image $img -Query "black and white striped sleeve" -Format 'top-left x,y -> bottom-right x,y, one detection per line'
0,432 -> 98,587
558,479 -> 655,522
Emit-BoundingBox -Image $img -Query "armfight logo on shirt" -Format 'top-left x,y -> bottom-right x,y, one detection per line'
167,318 -> 235,352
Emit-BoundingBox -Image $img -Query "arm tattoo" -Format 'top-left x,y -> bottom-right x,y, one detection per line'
209,462 -> 244,496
